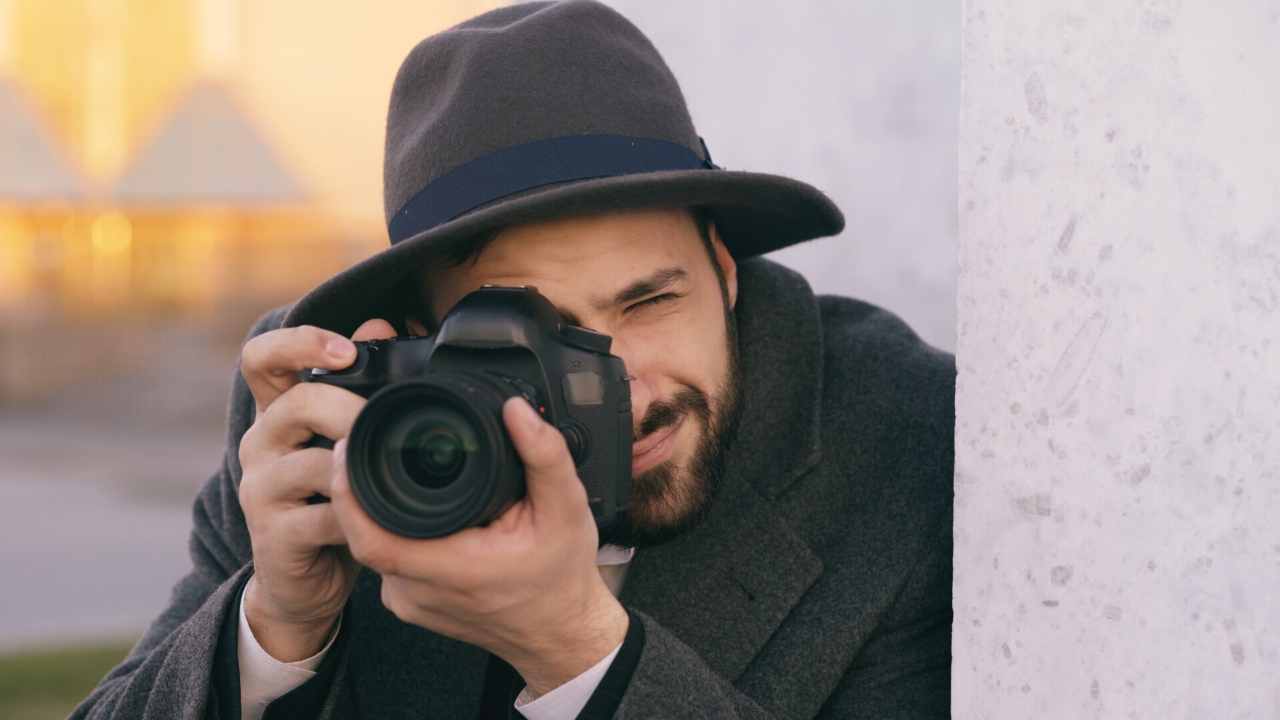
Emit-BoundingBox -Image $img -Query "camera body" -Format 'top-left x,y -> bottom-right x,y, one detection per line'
302,285 -> 632,539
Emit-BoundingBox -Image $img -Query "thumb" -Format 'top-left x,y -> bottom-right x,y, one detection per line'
502,397 -> 586,521
352,318 -> 398,341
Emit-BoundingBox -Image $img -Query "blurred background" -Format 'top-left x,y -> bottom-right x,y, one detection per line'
0,0 -> 955,715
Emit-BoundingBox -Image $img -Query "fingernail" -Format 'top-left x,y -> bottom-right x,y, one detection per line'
327,338 -> 354,359
512,398 -> 542,432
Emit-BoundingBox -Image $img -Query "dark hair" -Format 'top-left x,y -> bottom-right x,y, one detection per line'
412,206 -> 723,331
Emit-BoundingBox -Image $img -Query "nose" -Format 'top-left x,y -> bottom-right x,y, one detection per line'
626,372 -> 656,439
611,338 -> 654,439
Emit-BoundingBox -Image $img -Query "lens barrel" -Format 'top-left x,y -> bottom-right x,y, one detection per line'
344,373 -> 524,538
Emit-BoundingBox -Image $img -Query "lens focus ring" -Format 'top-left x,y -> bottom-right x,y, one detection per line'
344,374 -> 524,538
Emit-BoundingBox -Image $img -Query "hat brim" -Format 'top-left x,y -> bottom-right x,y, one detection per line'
284,168 -> 844,334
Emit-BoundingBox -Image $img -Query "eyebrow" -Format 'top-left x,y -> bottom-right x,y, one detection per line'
555,267 -> 688,327
602,267 -> 688,309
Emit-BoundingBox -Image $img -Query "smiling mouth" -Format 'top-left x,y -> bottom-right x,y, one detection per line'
631,416 -> 684,472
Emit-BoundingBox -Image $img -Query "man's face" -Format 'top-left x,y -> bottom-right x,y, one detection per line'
416,208 -> 742,547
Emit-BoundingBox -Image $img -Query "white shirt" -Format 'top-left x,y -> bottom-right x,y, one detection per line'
238,545 -> 635,720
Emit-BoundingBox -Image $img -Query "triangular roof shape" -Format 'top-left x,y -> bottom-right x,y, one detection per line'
0,76 -> 87,201
112,79 -> 305,205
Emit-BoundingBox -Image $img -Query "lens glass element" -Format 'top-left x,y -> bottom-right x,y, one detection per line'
392,407 -> 478,490
346,374 -> 526,539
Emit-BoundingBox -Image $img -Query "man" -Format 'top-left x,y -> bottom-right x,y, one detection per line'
73,2 -> 954,718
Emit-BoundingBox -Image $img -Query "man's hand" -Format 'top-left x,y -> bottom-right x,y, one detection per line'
330,396 -> 629,697
236,318 -> 397,661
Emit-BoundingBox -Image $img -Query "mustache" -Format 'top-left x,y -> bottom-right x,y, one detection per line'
635,386 -> 711,441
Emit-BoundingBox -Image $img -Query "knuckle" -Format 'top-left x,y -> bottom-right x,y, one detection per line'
272,383 -> 302,414
376,549 -> 401,577
350,541 -> 385,572
529,427 -> 569,466
563,476 -> 589,505
240,333 -> 268,371
237,434 -> 252,470
328,467 -> 349,499
550,433 -> 573,464
293,325 -> 332,355
237,464 -> 278,517
446,560 -> 478,591
542,423 -> 569,451
458,586 -> 493,615
305,447 -> 336,480
236,472 -> 257,511
270,384 -> 312,426
379,582 -> 406,620
243,326 -> 331,377
242,329 -> 287,374
238,422 -> 263,469
314,505 -> 340,541
378,552 -> 401,577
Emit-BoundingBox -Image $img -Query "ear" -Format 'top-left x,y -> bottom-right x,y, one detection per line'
709,222 -> 738,309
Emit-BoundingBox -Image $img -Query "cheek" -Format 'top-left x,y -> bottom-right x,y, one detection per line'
618,310 -> 728,399
671,411 -> 703,462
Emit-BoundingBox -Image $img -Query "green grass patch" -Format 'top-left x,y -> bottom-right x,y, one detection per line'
0,640 -> 136,720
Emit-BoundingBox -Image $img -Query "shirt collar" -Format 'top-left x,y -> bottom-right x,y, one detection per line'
594,544 -> 636,566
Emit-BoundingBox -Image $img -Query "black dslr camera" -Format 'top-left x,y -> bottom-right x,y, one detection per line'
301,286 -> 632,539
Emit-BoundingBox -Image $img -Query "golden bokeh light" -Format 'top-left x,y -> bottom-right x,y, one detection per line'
1,0 -> 500,328
0,214 -> 34,304
91,210 -> 132,255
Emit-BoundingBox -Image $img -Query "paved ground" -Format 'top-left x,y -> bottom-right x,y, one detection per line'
0,324 -> 240,652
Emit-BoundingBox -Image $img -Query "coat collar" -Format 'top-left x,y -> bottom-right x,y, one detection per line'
344,258 -> 829,716
619,257 -> 826,681
725,257 -> 825,500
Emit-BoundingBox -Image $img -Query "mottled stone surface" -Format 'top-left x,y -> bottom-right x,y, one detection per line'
956,2 -> 1280,717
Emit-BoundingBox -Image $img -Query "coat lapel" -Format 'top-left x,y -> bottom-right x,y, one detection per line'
619,479 -> 822,681
344,571 -> 491,719
619,258 -> 827,681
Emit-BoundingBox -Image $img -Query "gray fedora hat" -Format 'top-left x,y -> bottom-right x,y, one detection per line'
284,0 -> 844,335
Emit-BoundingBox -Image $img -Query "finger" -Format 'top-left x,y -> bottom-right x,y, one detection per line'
330,438 -> 518,583
241,326 -> 357,415
239,383 -> 366,467
279,502 -> 348,547
249,447 -> 334,505
502,397 -> 586,525
405,317 -> 430,336
352,318 -> 398,342
330,438 -> 410,576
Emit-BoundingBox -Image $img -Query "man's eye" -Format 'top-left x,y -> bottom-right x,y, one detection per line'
627,293 -> 677,313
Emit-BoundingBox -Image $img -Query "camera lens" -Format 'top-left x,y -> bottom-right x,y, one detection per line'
344,375 -> 524,538
399,410 -> 471,489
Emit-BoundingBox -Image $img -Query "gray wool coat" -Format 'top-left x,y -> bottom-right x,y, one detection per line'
71,257 -> 955,719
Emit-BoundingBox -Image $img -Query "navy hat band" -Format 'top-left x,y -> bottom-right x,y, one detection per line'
388,134 -> 718,244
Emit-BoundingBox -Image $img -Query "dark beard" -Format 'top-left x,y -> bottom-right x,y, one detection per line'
600,308 -> 743,548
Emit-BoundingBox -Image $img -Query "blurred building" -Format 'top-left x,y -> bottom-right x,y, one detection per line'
0,0 -> 354,324
0,0 -> 502,401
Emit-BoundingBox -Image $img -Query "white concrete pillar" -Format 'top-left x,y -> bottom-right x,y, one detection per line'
956,2 -> 1280,717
